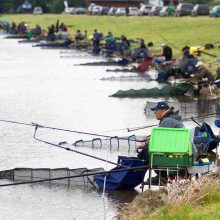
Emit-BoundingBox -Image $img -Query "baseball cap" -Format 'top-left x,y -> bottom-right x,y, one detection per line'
160,43 -> 167,47
182,46 -> 190,51
195,61 -> 203,67
151,101 -> 169,111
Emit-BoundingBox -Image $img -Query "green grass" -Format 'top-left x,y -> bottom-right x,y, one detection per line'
2,14 -> 220,66
2,14 -> 220,48
144,187 -> 220,220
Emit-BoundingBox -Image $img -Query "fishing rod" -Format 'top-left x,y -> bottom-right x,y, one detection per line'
135,17 -> 179,54
0,119 -> 143,142
0,164 -> 148,188
127,112 -> 220,132
191,117 -> 202,128
191,117 -> 220,141
198,79 -> 220,87
33,124 -> 127,168
200,50 -> 218,58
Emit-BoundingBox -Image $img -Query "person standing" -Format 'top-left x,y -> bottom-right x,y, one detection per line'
92,29 -> 103,47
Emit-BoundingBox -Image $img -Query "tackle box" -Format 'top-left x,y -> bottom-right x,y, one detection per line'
149,127 -> 193,167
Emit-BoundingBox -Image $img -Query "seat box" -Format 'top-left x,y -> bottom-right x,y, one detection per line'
149,128 -> 193,167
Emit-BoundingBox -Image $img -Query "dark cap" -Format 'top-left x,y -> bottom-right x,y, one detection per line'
182,46 -> 190,51
151,101 -> 169,111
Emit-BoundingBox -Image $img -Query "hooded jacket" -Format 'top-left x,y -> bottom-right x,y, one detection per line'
159,108 -> 184,128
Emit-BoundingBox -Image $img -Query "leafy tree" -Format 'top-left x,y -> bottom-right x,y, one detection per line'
68,0 -> 86,7
49,0 -> 64,13
13,0 -> 24,9
0,0 -> 14,13
185,0 -> 212,4
31,0 -> 50,12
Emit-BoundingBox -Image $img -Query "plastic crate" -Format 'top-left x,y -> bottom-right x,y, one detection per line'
149,128 -> 193,167
150,153 -> 193,167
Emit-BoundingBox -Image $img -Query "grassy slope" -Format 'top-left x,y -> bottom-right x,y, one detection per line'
2,14 -> 220,50
118,181 -> 220,220
146,187 -> 220,220
2,14 -> 220,69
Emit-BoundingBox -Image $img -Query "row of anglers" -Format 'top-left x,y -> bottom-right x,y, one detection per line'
2,21 -> 220,89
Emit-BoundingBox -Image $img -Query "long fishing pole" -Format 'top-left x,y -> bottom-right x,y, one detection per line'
135,16 -> 179,54
0,164 -> 148,187
200,50 -> 218,58
127,112 -> 220,132
0,119 -> 143,142
0,112 -> 219,136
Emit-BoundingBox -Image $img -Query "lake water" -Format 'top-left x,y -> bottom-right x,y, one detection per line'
0,36 -> 219,220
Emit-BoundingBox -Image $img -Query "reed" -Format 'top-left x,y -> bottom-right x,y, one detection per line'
118,173 -> 220,220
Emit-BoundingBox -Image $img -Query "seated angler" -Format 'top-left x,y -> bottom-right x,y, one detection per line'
137,101 -> 184,184
193,62 -> 215,83
133,39 -> 150,62
104,31 -> 115,42
160,43 -> 172,61
75,30 -> 85,43
32,24 -> 42,37
190,61 -> 216,97
179,46 -> 198,78
92,29 -> 103,47
119,35 -> 131,57
47,24 -> 56,41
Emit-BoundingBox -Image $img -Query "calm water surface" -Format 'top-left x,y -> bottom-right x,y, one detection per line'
0,36 -> 219,220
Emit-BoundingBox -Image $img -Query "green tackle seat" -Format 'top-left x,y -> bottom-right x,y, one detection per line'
149,127 -> 193,167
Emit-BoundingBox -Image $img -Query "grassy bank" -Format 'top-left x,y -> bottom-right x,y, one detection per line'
1,14 -> 220,71
118,174 -> 220,220
2,15 -> 220,51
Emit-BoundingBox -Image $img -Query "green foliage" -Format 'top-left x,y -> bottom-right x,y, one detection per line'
31,0 -> 50,13
0,0 -> 13,13
0,0 -> 86,13
68,0 -> 86,7
2,14 -> 220,49
146,203 -> 220,220
49,0 -> 63,13
146,187 -> 220,220
202,188 -> 220,203
12,0 -> 23,10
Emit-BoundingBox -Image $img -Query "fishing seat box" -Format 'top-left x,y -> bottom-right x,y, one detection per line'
149,128 -> 193,167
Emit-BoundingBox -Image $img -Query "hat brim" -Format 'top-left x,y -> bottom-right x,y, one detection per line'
151,106 -> 169,111
151,107 -> 156,111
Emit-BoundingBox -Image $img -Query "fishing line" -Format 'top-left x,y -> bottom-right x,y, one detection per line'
0,112 -> 219,137
108,16 -> 128,37
102,146 -> 109,198
135,16 -> 179,54
0,164 -> 148,188
127,112 -> 220,132
0,119 -> 143,142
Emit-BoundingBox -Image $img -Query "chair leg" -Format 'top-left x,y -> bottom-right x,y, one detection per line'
148,168 -> 152,189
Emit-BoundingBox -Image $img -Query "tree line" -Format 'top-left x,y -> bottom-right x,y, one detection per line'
0,0 -> 86,13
